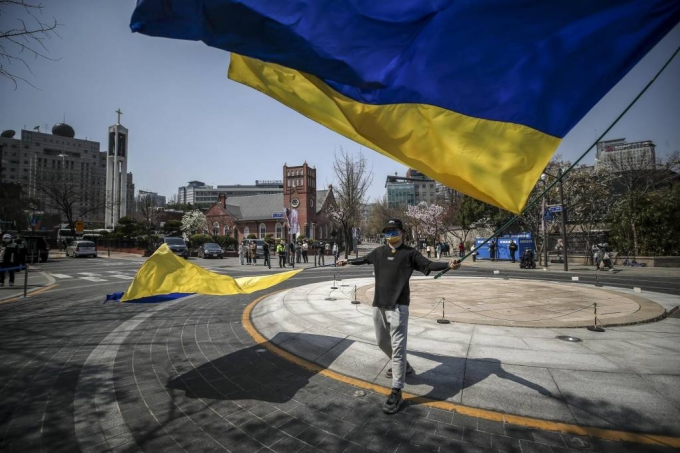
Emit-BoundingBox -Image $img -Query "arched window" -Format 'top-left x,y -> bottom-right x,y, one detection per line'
259,223 -> 266,239
223,225 -> 230,235
212,222 -> 220,236
275,222 -> 282,239
244,226 -> 250,237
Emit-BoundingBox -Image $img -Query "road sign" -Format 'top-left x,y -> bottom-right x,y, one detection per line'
75,220 -> 85,233
543,210 -> 553,222
548,205 -> 563,213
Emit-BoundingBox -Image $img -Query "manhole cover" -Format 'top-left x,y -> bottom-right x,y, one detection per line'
556,336 -> 582,343
565,436 -> 590,449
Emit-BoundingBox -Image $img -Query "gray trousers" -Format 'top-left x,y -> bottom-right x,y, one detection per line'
373,305 -> 409,389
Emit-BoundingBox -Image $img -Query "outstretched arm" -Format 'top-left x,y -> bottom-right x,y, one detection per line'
337,257 -> 366,266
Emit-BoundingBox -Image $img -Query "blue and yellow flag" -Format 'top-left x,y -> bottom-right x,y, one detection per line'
131,1 -> 680,213
120,244 -> 301,302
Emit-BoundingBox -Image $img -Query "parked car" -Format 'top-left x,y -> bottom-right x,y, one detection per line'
198,242 -> 224,259
162,237 -> 189,259
66,240 -> 97,258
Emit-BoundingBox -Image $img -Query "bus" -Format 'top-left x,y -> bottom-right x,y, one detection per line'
56,227 -> 112,246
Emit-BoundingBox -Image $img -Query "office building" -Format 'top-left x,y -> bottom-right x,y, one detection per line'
595,138 -> 656,170
385,169 -> 439,208
177,180 -> 284,208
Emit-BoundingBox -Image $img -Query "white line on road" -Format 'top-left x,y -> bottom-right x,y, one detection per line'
50,274 -> 73,279
79,277 -> 108,282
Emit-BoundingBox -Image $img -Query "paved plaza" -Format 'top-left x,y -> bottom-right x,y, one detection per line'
251,277 -> 680,440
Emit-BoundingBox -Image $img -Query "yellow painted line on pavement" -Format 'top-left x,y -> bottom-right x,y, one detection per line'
0,284 -> 58,305
243,292 -> 680,449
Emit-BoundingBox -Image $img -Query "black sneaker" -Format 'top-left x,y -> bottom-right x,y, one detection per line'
382,389 -> 403,414
385,362 -> 414,379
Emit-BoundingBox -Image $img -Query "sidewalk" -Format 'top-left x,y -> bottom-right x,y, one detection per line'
249,276 -> 680,442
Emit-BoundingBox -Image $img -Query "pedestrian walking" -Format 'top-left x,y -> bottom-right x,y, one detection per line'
555,239 -> 564,262
263,241 -> 271,269
337,219 -> 461,414
592,243 -> 601,269
302,241 -> 309,263
426,244 -> 431,258
295,242 -> 302,263
489,238 -> 497,261
458,242 -> 464,258
238,242 -> 245,265
249,241 -> 257,265
332,242 -> 339,264
471,244 -> 477,262
0,234 -> 18,287
246,241 -> 252,265
317,242 -> 325,266
289,241 -> 296,268
277,241 -> 287,268
435,242 -> 442,259
509,239 -> 518,263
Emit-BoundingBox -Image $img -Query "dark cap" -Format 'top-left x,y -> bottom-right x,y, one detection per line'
382,219 -> 404,232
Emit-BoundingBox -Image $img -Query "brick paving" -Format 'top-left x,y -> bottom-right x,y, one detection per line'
0,278 -> 677,452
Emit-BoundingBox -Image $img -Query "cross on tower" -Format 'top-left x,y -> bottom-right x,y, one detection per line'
116,109 -> 123,124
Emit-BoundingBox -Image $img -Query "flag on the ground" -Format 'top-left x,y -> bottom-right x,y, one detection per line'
130,1 -> 680,213
119,244 -> 301,303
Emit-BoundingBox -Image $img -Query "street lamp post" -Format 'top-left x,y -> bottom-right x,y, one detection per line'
540,177 -> 549,268
541,169 -> 568,271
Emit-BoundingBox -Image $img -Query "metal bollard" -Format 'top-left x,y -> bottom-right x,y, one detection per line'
437,298 -> 450,324
587,302 -> 605,332
351,285 -> 360,304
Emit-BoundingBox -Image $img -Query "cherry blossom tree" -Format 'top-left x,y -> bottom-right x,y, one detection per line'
405,202 -> 445,245
181,210 -> 208,236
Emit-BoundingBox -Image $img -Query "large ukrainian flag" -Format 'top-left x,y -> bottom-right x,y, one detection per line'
131,1 -> 680,213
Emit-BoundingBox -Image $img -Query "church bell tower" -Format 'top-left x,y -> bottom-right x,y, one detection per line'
105,109 -> 128,229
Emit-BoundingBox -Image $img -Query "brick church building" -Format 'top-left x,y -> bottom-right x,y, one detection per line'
205,163 -> 337,243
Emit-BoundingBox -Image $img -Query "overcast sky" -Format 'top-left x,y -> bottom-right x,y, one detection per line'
2,1 -> 679,203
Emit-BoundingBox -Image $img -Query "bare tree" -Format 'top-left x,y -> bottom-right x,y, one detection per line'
604,151 -> 680,256
328,148 -> 373,258
31,166 -> 106,238
1,0 -> 60,88
134,194 -> 161,252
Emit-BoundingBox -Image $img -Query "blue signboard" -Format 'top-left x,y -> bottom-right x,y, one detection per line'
548,205 -> 563,213
272,212 -> 285,219
474,233 -> 535,261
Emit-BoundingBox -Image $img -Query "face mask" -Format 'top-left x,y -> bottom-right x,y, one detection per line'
384,230 -> 401,244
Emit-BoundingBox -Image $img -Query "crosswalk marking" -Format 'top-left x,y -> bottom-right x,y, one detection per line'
49,271 -> 136,283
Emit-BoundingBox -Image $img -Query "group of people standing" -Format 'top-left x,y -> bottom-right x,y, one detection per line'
238,239 -> 340,269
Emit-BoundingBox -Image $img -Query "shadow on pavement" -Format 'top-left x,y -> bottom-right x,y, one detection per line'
407,350 -> 552,399
166,332 -> 679,439
166,332 -> 351,403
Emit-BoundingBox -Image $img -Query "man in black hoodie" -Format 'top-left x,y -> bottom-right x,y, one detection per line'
337,219 -> 461,414
0,234 -> 18,287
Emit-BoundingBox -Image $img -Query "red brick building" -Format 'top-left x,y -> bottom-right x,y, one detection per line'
205,163 -> 336,243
